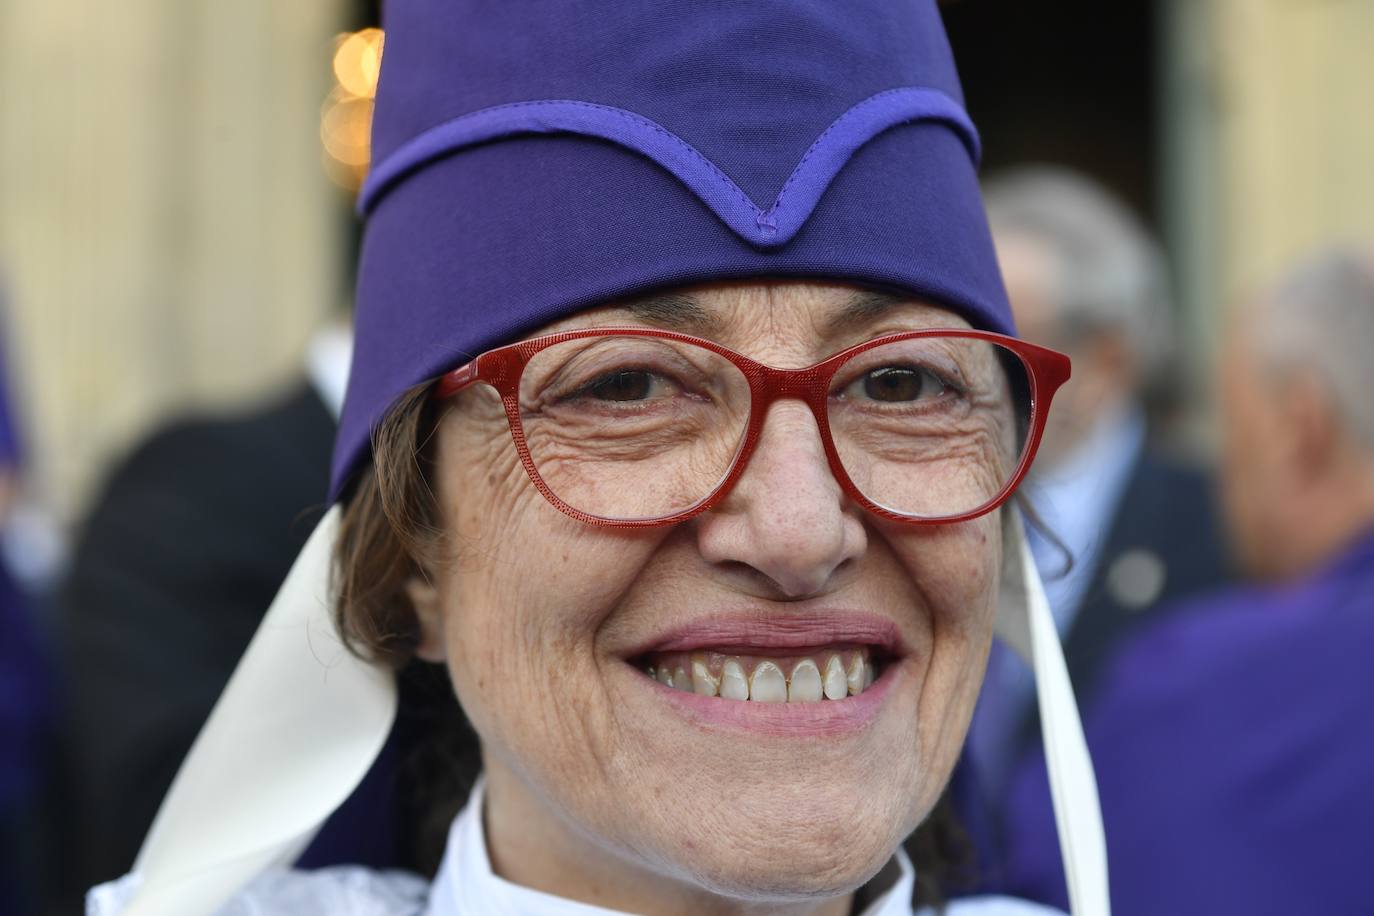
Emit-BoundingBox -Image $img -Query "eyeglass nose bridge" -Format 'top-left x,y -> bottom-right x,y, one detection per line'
720,361 -> 849,501
742,361 -> 835,410
734,361 -> 844,474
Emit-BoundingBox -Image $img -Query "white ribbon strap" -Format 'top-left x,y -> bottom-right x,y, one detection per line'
124,506 -> 399,916
994,510 -> 1111,916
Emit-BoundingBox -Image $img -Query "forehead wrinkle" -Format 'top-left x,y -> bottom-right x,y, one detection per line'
600,286 -> 966,355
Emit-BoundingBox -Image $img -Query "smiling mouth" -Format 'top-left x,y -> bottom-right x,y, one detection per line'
622,611 -> 906,728
634,647 -> 885,703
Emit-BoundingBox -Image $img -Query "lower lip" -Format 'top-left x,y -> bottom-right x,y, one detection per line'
636,659 -> 902,738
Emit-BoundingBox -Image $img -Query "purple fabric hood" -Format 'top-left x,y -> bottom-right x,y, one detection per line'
334,0 -> 1013,498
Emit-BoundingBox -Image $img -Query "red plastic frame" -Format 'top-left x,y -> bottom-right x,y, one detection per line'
434,328 -> 1071,528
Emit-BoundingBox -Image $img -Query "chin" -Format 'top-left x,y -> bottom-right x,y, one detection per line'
586,614 -> 941,894
611,752 -> 926,905
655,817 -> 906,904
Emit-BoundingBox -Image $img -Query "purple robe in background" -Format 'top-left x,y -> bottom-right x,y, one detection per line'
0,308 -> 40,812
0,329 -> 21,468
0,302 -> 47,916
1000,528 -> 1374,915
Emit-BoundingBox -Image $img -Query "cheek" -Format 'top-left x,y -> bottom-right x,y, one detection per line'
1221,400 -> 1277,513
919,520 -> 999,709
884,516 -> 1000,798
890,517 -> 999,630
431,417 -> 665,778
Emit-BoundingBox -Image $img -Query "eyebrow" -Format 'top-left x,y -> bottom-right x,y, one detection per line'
618,292 -> 716,334
822,290 -> 912,337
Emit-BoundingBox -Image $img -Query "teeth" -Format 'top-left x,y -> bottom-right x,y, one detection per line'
749,661 -> 788,702
691,657 -> 719,697
847,655 -> 866,696
720,659 -> 750,700
823,655 -> 848,701
788,659 -> 823,703
647,650 -> 880,702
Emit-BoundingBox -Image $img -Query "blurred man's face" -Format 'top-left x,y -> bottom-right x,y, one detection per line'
1218,331 -> 1289,578
997,232 -> 1060,347
996,231 -> 1134,468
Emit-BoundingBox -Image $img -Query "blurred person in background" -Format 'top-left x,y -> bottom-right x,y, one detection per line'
962,167 -> 1231,876
50,315 -> 428,909
1001,242 -> 1374,914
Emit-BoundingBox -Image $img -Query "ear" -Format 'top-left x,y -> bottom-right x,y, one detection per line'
405,575 -> 448,663
1088,328 -> 1139,388
1285,373 -> 1341,483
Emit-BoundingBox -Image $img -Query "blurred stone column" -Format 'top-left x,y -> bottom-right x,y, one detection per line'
0,0 -> 347,522
1213,0 -> 1374,300
1162,0 -> 1374,445
1161,0 -> 1224,442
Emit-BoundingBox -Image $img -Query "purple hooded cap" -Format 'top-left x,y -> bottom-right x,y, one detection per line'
334,0 -> 1013,498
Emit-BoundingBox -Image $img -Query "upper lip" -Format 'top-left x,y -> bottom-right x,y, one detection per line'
622,609 -> 908,658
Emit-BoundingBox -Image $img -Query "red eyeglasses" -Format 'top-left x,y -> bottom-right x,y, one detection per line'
435,328 -> 1069,528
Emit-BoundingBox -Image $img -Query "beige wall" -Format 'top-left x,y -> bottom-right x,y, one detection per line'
1212,0 -> 1374,301
1160,0 -> 1374,447
0,1 -> 348,523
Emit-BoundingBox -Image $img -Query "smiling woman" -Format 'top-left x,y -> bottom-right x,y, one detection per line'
336,286 -> 1061,911
91,3 -> 1106,916
327,283 -> 1065,915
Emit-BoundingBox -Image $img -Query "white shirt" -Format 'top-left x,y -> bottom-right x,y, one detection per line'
1024,403 -> 1146,635
88,780 -> 1062,915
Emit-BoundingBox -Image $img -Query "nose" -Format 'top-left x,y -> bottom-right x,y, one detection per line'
694,401 -> 867,598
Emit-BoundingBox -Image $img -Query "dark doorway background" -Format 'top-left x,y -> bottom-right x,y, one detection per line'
350,0 -> 382,32
940,0 -> 1159,230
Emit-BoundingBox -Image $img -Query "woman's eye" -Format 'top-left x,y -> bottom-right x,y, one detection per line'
583,370 -> 666,402
850,366 -> 950,403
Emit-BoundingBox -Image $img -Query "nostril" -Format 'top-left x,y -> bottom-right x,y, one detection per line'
695,498 -> 867,599
751,537 -> 853,599
765,567 -> 840,601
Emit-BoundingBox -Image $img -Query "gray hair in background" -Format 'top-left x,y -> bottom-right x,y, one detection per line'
1256,244 -> 1374,450
983,166 -> 1176,393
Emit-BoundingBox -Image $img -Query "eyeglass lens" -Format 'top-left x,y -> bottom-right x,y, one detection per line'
516,335 -> 1031,521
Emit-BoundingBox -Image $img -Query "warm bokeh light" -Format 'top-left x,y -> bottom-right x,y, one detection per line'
321,89 -> 374,166
322,28 -> 383,192
332,27 -> 384,100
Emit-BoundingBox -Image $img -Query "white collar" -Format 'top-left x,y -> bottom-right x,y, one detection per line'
424,778 -> 916,916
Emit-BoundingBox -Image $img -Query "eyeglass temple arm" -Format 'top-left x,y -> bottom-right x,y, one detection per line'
434,359 -> 481,400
